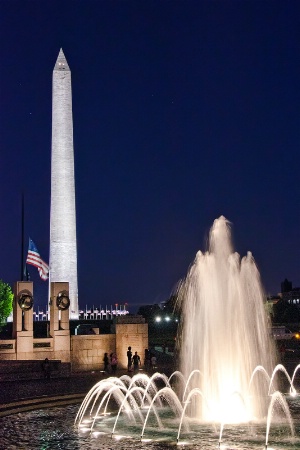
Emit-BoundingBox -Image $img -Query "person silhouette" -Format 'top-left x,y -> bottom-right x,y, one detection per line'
110,353 -> 118,374
103,352 -> 109,373
127,346 -> 132,372
132,351 -> 141,373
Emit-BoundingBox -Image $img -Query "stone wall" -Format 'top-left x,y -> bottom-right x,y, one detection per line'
116,322 -> 148,369
71,334 -> 116,372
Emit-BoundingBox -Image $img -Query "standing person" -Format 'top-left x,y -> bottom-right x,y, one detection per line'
127,346 -> 132,372
132,351 -> 141,373
110,353 -> 118,374
103,352 -> 109,373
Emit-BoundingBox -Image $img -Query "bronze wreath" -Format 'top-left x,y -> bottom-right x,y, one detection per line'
18,290 -> 34,311
56,290 -> 70,310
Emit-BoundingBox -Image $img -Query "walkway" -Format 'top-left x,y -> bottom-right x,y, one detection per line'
0,349 -> 175,417
0,371 -> 107,417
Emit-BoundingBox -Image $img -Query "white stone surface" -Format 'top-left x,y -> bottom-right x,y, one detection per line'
50,49 -> 78,318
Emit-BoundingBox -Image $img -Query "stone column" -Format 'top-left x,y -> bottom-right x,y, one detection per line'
49,282 -> 71,362
12,281 -> 34,359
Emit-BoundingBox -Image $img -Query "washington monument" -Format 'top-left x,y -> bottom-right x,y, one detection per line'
50,49 -> 78,318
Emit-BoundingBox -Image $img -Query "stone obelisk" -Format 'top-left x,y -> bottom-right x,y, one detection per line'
50,49 -> 78,318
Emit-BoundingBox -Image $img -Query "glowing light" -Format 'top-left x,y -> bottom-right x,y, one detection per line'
78,426 -> 90,433
91,431 -> 104,437
113,434 -> 128,441
289,388 -> 297,397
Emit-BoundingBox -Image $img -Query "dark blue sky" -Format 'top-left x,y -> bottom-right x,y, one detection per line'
1,1 -> 300,312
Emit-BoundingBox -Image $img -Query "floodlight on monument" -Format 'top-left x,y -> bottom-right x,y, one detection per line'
56,290 -> 70,310
18,289 -> 34,311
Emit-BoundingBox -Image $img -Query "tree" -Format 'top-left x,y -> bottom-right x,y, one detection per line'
137,304 -> 162,322
0,280 -> 13,328
163,294 -> 180,315
273,299 -> 300,323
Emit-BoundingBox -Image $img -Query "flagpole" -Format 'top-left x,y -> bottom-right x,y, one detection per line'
21,193 -> 25,281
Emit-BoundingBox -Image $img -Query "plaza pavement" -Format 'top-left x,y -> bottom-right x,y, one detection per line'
0,370 -> 109,417
0,349 -> 175,417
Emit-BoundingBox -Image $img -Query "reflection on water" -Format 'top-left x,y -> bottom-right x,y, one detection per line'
0,401 -> 299,449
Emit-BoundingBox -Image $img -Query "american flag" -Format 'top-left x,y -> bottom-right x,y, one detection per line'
26,238 -> 49,280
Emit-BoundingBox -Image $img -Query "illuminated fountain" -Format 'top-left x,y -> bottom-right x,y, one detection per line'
75,217 -> 300,449
178,215 -> 276,423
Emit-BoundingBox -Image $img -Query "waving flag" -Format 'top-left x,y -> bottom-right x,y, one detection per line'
26,238 -> 49,280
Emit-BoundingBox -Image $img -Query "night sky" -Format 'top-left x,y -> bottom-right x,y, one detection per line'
1,1 -> 300,313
